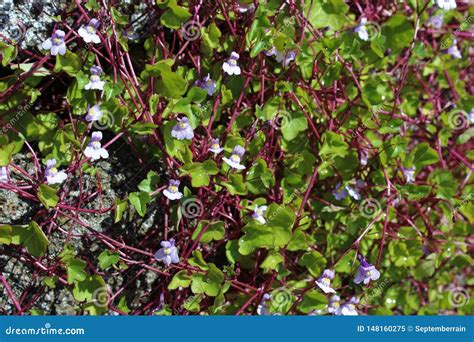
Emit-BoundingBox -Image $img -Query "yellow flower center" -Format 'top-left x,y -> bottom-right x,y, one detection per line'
92,141 -> 101,149
228,59 -> 237,66
49,167 -> 58,174
91,75 -> 100,82
212,143 -> 220,149
257,209 -> 264,216
179,122 -> 186,128
169,186 -> 178,193
53,38 -> 62,45
87,26 -> 96,34
321,277 -> 330,286
164,248 -> 171,255
230,154 -> 240,163
333,302 -> 340,308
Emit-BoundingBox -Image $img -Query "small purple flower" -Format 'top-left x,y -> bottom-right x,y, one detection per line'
355,18 -> 369,41
256,293 -> 271,315
209,138 -> 224,154
84,131 -> 109,161
339,297 -> 359,316
345,180 -> 365,201
222,51 -> 241,76
237,3 -> 255,13
163,179 -> 183,200
195,74 -> 217,96
359,148 -> 369,166
44,159 -> 67,184
78,18 -> 101,44
171,117 -> 194,140
154,239 -> 179,266
265,47 -> 296,67
223,145 -> 246,170
315,269 -> 336,294
327,295 -> 341,314
402,166 -> 416,183
85,66 -> 105,90
85,104 -> 103,122
41,30 -> 67,56
428,14 -> 444,30
0,166 -> 8,182
469,108 -> 474,125
447,39 -> 462,59
436,0 -> 457,10
252,205 -> 267,224
332,182 -> 348,201
354,255 -> 380,285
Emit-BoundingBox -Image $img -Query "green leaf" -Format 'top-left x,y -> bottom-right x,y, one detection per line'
222,174 -> 248,195
37,184 -> 59,209
298,251 -> 327,277
10,222 -> 49,257
160,3 -> 191,29
54,51 -> 82,77
181,160 -> 219,187
319,131 -> 349,159
191,220 -> 225,243
114,197 -> 128,223
168,270 -> 192,290
0,225 -> 12,244
299,290 -> 328,313
128,191 -> 151,217
281,111 -> 308,141
138,171 -> 160,193
428,169 -> 458,200
400,184 -> 432,201
72,274 -> 107,315
411,142 -> 439,169
98,250 -> 120,270
67,258 -> 87,284
260,251 -> 284,272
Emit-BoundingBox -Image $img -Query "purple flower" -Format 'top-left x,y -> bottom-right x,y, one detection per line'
78,18 -> 101,44
436,0 -> 457,10
315,269 -> 336,294
171,117 -> 194,140
252,205 -> 267,224
327,295 -> 341,314
195,74 -> 217,96
354,255 -> 380,285
256,293 -> 272,315
85,65 -> 105,90
359,148 -> 369,166
222,51 -> 241,76
44,159 -> 67,184
469,108 -> 474,125
41,30 -> 67,56
237,3 -> 255,13
84,131 -> 109,161
332,182 -> 348,200
0,166 -> 8,182
447,39 -> 462,59
154,239 -> 179,266
223,145 -> 246,170
209,138 -> 224,154
402,166 -> 416,183
265,47 -> 296,67
85,104 -> 103,122
163,179 -> 183,200
429,14 -> 444,30
355,18 -> 369,41
338,297 -> 359,316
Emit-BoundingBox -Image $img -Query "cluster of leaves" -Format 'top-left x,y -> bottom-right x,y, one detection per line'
0,0 -> 472,315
